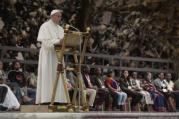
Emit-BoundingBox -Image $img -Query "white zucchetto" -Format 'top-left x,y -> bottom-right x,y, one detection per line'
50,9 -> 62,16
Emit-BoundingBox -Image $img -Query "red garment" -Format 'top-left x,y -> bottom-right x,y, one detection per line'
105,77 -> 118,89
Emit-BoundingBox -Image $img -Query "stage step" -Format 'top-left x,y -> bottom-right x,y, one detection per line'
20,105 -> 49,112
20,105 -> 73,112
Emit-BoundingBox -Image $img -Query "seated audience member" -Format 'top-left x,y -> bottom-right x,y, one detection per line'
8,60 -> 35,104
164,73 -> 179,112
118,70 -> 142,111
143,72 -> 167,112
66,66 -> 96,111
153,72 -> 175,111
0,60 -> 7,81
0,77 -> 20,111
66,68 -> 78,102
27,69 -> 37,89
173,76 -> 179,111
82,66 -> 96,110
105,70 -> 127,111
92,68 -> 111,110
130,72 -> 153,111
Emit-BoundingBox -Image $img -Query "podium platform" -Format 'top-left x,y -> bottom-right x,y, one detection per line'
20,105 -> 72,112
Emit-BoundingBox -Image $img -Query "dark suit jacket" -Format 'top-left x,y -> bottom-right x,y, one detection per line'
92,75 -> 104,88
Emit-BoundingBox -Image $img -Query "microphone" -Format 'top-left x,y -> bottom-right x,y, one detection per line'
65,24 -> 82,36
65,24 -> 80,32
64,24 -> 91,34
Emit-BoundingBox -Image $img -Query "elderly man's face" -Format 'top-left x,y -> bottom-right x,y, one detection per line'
51,12 -> 62,24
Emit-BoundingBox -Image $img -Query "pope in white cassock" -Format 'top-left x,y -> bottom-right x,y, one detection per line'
36,9 -> 68,104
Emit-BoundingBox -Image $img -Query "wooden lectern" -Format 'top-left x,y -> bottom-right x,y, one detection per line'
49,25 -> 90,112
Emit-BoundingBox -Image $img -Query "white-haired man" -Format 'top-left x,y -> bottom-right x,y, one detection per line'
36,9 -> 67,104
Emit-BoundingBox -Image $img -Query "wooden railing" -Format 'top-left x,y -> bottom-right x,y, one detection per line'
0,46 -> 174,74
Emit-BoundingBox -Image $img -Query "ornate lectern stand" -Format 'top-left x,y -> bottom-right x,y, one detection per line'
49,25 -> 90,112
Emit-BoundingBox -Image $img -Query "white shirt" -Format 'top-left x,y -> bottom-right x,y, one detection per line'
0,84 -> 20,109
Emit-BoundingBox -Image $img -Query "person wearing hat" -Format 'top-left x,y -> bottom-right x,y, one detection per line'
36,9 -> 67,104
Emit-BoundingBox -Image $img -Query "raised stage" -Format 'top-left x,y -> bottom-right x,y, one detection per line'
0,112 -> 179,119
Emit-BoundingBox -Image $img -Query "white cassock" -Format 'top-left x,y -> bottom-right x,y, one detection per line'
36,19 -> 68,104
0,84 -> 20,109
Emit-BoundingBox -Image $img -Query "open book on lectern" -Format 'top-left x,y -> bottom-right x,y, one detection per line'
63,31 -> 82,47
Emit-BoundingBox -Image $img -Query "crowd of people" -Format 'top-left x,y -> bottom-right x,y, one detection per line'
0,59 -> 179,112
0,0 -> 80,62
0,0 -> 177,60
0,60 -> 36,111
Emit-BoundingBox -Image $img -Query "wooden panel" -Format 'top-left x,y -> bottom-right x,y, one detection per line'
20,105 -> 49,112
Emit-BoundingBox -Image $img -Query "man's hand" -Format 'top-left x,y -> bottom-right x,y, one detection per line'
57,63 -> 63,72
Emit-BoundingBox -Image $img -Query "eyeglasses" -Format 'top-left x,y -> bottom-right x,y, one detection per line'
54,15 -> 61,18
